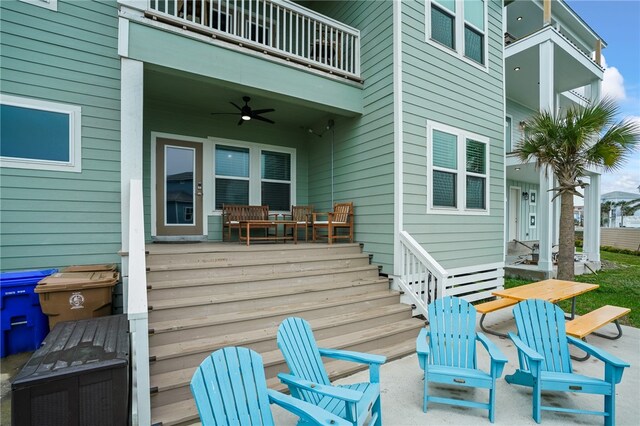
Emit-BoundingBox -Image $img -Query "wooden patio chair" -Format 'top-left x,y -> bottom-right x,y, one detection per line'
283,205 -> 314,241
417,296 -> 508,423
506,299 -> 630,425
190,347 -> 350,426
312,202 -> 353,244
277,317 -> 385,426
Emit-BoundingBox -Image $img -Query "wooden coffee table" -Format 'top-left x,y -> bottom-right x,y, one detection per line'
238,220 -> 298,246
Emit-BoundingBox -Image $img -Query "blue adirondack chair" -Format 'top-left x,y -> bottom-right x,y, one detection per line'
506,299 -> 630,425
277,317 -> 386,426
416,296 -> 508,423
190,347 -> 350,426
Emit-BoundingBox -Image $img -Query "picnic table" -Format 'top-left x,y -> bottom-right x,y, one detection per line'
478,279 -> 599,338
493,279 -> 599,319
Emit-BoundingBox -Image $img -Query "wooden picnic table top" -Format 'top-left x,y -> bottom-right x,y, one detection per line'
492,279 -> 599,303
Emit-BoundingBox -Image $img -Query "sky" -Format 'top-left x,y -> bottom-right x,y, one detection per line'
565,0 -> 640,199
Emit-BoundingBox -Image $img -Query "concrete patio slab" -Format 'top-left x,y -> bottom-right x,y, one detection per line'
273,307 -> 639,425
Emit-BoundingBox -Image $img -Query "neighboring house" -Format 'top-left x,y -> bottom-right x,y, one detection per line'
601,190 -> 640,228
503,0 -> 605,275
0,0 -> 605,423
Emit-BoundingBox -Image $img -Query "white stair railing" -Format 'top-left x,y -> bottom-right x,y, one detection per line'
126,179 -> 150,425
147,0 -> 361,78
397,231 -> 448,318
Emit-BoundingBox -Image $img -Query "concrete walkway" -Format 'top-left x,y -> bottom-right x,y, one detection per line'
273,308 -> 639,425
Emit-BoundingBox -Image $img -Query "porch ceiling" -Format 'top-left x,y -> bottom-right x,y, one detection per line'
506,157 -> 539,184
144,65 -> 350,128
505,29 -> 603,111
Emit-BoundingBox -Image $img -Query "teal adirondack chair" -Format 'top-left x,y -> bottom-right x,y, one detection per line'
190,347 -> 350,426
506,299 -> 630,425
277,317 -> 386,426
416,296 -> 508,423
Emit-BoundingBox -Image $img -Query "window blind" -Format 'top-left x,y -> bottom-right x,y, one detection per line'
464,26 -> 483,63
466,139 -> 485,174
215,145 -> 249,177
261,151 -> 291,180
466,176 -> 485,209
433,130 -> 457,169
215,178 -> 249,209
431,6 -> 455,49
433,170 -> 456,207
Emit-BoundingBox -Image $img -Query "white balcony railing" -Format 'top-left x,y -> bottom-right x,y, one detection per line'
147,0 -> 361,79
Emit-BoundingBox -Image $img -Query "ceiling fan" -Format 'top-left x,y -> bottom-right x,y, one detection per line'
211,96 -> 276,125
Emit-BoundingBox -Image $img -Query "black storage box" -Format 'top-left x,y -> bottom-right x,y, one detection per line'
11,315 -> 129,426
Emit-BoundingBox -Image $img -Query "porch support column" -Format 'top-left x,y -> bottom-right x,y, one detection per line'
583,174 -> 601,264
538,40 -> 554,276
590,78 -> 602,103
120,58 -> 144,284
538,169 -> 554,275
120,57 -> 148,426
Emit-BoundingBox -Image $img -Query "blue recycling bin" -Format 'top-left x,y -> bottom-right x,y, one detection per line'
0,269 -> 57,357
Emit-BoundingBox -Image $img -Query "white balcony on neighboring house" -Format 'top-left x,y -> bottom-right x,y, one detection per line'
504,0 -> 604,113
143,0 -> 361,80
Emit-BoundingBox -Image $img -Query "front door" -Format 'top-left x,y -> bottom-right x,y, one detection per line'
508,187 -> 520,241
156,138 -> 203,236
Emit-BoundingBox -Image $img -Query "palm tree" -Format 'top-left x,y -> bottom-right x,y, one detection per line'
600,200 -> 616,227
517,98 -> 640,280
618,199 -> 640,227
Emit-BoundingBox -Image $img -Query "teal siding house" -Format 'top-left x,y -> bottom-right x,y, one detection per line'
0,0 -> 605,423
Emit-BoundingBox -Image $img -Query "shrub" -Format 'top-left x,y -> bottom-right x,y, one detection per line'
601,246 -> 640,256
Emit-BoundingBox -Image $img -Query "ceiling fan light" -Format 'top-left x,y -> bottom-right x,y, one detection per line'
241,114 -> 251,121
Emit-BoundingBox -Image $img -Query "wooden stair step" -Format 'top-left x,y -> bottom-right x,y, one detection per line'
147,252 -> 369,272
151,338 -> 419,426
150,304 -> 412,377
147,264 -> 378,289
149,277 -> 388,311
146,242 -> 363,256
149,290 -> 400,338
146,243 -> 364,266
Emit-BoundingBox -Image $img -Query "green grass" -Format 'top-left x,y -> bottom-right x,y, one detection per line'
505,250 -> 640,328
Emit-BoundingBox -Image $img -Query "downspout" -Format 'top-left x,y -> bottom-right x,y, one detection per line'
392,0 -> 403,277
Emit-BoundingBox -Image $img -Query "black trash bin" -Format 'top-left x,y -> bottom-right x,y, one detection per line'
11,315 -> 129,426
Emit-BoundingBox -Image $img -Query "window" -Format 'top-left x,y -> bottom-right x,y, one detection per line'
261,150 -> 291,211
430,0 -> 456,49
213,142 -> 295,212
426,0 -> 487,67
0,94 -> 81,172
19,0 -> 57,11
427,121 -> 489,214
215,145 -> 250,209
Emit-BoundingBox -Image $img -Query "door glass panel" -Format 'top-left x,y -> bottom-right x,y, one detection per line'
165,146 -> 195,225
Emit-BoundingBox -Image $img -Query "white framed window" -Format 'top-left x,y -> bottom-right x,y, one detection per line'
505,115 -> 513,153
426,120 -> 490,215
0,94 -> 81,172
19,0 -> 57,11
213,140 -> 295,212
425,0 -> 488,69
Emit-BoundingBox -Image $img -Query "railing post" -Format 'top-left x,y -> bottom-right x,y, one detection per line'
127,179 -> 150,426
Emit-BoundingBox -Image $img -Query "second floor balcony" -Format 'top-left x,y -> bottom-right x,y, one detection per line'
145,0 -> 361,80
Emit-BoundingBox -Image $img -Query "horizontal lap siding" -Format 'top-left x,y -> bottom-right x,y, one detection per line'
308,1 -> 395,272
506,99 -> 534,151
0,0 -> 121,270
401,0 -> 505,269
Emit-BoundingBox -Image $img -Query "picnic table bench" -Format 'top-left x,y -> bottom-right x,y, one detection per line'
565,305 -> 630,340
476,298 -> 518,338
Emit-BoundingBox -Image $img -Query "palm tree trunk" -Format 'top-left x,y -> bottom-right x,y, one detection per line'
557,192 -> 575,280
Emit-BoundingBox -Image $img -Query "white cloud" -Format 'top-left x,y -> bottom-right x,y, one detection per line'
600,55 -> 627,101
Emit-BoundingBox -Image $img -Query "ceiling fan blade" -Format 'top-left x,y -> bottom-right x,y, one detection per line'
252,115 -> 275,124
237,118 -> 245,126
211,112 -> 239,115
230,102 -> 243,111
251,108 -> 275,115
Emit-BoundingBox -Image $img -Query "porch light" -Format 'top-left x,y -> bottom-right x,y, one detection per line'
516,16 -> 523,21
514,66 -> 521,71
522,192 -> 529,201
